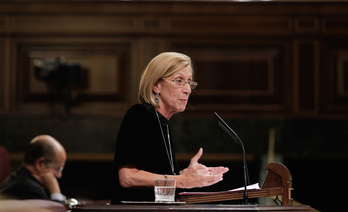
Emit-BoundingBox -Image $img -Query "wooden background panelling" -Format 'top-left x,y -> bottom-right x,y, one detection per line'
171,42 -> 290,113
1,1 -> 348,117
14,39 -> 131,114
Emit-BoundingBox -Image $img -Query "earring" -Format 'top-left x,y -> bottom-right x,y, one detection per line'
155,92 -> 159,103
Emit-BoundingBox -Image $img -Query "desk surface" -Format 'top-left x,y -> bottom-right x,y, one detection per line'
72,204 -> 315,212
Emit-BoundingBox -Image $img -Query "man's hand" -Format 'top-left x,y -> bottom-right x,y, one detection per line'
40,170 -> 61,194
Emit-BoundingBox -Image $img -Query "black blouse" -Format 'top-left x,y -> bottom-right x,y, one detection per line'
110,104 -> 180,203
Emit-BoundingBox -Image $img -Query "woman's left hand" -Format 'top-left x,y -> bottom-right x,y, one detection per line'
181,148 -> 229,175
178,148 -> 229,188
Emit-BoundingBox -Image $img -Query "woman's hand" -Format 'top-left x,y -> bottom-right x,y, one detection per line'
179,148 -> 229,188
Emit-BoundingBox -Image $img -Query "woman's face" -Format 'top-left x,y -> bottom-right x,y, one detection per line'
154,66 -> 192,119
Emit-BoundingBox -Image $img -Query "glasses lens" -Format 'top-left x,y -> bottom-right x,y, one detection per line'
174,79 -> 184,87
190,81 -> 198,89
166,78 -> 197,89
47,164 -> 64,172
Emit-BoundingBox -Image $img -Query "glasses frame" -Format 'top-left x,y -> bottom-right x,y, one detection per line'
162,77 -> 198,90
46,163 -> 64,173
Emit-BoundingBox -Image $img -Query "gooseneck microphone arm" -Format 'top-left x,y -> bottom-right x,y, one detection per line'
214,112 -> 250,204
217,122 -> 250,185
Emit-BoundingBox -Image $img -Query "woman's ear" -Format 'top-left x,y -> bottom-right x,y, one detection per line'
153,82 -> 161,94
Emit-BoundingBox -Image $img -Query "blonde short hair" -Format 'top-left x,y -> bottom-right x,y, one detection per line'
138,52 -> 194,107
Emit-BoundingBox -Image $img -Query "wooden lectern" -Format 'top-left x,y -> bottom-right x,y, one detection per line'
72,163 -> 316,212
179,162 -> 293,205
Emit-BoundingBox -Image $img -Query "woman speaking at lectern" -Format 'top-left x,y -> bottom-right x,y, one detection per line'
111,52 -> 229,203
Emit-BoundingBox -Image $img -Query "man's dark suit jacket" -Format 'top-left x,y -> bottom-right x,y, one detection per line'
0,166 -> 49,200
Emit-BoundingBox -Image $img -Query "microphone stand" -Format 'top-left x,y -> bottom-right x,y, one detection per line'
215,112 -> 250,204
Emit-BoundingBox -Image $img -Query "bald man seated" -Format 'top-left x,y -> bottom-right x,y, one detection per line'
0,135 -> 67,204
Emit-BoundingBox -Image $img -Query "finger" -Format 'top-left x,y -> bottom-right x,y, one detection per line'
190,148 -> 203,165
208,167 -> 229,175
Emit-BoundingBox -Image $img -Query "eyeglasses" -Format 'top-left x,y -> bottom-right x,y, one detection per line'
46,164 -> 64,173
162,78 -> 198,90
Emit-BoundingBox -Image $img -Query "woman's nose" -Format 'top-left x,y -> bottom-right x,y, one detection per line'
182,83 -> 192,94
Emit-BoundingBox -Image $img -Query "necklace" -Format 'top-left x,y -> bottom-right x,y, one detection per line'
155,110 -> 176,175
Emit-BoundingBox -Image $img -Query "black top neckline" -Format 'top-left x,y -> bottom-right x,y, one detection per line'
143,104 -> 169,126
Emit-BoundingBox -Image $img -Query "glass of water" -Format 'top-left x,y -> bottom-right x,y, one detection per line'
154,179 -> 176,202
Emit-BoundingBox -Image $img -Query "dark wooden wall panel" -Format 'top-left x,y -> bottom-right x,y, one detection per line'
170,42 -> 290,113
319,36 -> 348,115
170,16 -> 292,34
294,41 -> 319,114
11,38 -> 131,114
1,0 -> 348,117
0,40 -> 6,110
323,17 -> 348,33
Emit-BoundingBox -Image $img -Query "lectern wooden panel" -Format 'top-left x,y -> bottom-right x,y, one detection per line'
179,163 -> 293,205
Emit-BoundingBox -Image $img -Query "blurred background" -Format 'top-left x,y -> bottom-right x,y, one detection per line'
1,0 -> 348,211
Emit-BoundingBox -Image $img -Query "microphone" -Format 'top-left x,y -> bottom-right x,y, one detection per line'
214,112 -> 250,204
